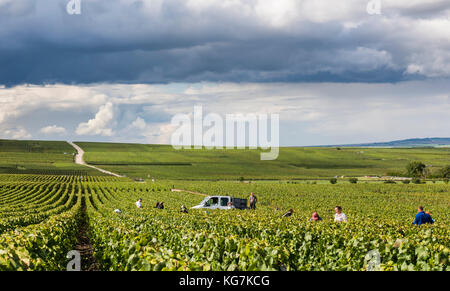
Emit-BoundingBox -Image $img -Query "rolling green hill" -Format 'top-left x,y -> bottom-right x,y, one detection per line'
323,137 -> 450,148
2,139 -> 449,180
0,140 -> 101,175
76,141 -> 450,180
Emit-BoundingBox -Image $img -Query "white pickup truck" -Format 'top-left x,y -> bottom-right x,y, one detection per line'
191,196 -> 248,210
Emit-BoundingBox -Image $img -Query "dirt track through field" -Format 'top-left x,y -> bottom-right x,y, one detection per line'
171,189 -> 208,197
67,141 -> 123,177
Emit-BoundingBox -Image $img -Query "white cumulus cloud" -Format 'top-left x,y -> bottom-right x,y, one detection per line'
131,117 -> 147,130
1,127 -> 31,139
1,82 -> 449,146
40,125 -> 66,135
76,102 -> 115,136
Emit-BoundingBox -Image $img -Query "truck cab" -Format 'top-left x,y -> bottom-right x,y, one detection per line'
191,196 -> 248,210
192,196 -> 233,210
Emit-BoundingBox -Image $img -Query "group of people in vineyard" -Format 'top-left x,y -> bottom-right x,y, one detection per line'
154,201 -> 165,209
304,206 -> 347,222
131,193 -> 434,226
135,198 -> 165,210
247,192 -> 435,225
247,192 -> 348,222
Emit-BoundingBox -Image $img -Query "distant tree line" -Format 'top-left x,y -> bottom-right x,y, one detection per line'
405,161 -> 449,180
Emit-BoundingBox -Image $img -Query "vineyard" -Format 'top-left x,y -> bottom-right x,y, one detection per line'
1,174 -> 448,271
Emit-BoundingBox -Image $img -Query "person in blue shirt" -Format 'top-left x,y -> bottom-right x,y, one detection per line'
412,206 -> 434,225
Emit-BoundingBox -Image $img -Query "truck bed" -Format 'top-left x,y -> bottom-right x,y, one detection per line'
231,198 -> 248,210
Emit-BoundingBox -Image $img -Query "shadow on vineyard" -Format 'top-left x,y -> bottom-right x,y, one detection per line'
74,197 -> 99,271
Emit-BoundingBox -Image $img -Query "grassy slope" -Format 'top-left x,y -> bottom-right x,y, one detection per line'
77,142 -> 450,180
0,140 -> 99,175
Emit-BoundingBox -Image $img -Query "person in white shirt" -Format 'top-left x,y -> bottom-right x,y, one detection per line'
334,206 -> 347,222
136,198 -> 143,208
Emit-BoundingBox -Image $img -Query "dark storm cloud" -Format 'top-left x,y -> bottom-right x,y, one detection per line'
387,0 -> 450,18
0,0 -> 449,86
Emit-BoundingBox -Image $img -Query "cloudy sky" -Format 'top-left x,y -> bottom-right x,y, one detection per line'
0,0 -> 449,146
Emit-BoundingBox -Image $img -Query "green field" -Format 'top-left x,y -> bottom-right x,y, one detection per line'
0,140 -> 104,176
3,139 -> 447,180
0,139 -> 448,271
76,141 -> 450,180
